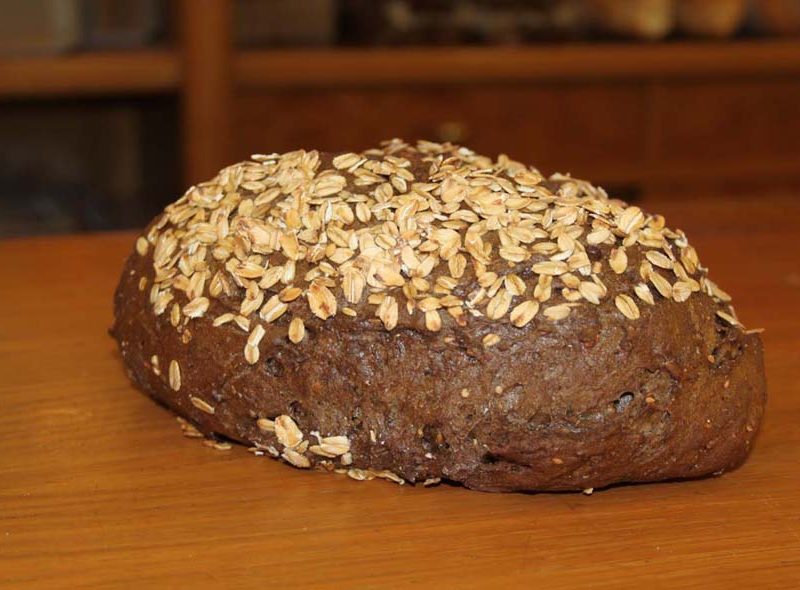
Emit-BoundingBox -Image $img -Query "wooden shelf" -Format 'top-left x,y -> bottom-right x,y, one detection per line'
2,28 -> 798,195
236,39 -> 800,88
0,50 -> 179,98
3,39 -> 798,97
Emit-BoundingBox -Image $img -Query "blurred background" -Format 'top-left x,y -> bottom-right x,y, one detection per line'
0,0 -> 798,237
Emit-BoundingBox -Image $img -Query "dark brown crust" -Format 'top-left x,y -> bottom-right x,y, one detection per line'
112,235 -> 766,492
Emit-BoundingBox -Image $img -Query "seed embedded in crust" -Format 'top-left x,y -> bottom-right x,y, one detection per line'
486,289 -> 512,320
543,304 -> 571,321
578,281 -> 603,305
183,296 -> 209,318
279,286 -> 303,302
615,294 -> 640,320
342,269 -> 365,305
135,236 -> 149,256
260,295 -> 288,323
309,445 -> 333,458
672,281 -> 692,302
212,313 -> 235,327
649,271 -> 673,299
307,282 -> 337,320
332,152 -> 361,170
244,343 -> 260,365
259,266 -> 283,291
609,247 -> 627,274
310,435 -> 350,457
418,297 -> 441,312
704,277 -> 732,302
504,274 -> 526,297
716,310 -> 741,326
510,300 -> 539,327
586,227 -> 611,245
234,316 -> 250,332
313,174 -> 346,197
190,396 -> 215,415
645,250 -> 674,270
274,415 -> 303,449
169,360 -> 181,391
323,435 -> 350,451
425,310 -> 442,332
257,417 -> 275,432
482,333 -> 501,348
681,245 -> 700,274
247,323 -> 266,347
499,245 -> 529,263
633,282 -> 655,305
534,275 -> 552,302
617,206 -> 644,234
239,287 -> 264,318
288,317 -> 305,343
448,253 -> 467,279
377,295 -> 399,330
532,261 -> 568,276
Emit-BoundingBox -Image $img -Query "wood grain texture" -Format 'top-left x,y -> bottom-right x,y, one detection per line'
1,196 -> 799,588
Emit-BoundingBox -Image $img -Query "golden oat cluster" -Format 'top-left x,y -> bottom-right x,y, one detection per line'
135,139 -> 740,363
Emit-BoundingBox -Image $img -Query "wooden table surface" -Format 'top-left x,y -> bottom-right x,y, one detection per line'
1,195 -> 799,589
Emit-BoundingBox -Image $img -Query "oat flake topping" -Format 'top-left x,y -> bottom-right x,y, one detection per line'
139,139 -> 742,358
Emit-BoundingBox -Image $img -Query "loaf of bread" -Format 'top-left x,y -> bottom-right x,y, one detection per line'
112,140 -> 766,492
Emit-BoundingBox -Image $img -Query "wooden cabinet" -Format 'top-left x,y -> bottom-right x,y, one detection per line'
234,83 -> 647,184
233,75 -> 800,195
654,79 -> 800,162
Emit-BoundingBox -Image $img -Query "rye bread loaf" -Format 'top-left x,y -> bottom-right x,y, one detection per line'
111,139 -> 766,492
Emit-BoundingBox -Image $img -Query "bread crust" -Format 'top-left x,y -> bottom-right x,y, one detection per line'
112,142 -> 766,492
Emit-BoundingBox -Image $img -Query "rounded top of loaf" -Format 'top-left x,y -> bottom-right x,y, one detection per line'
133,138 -> 744,360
